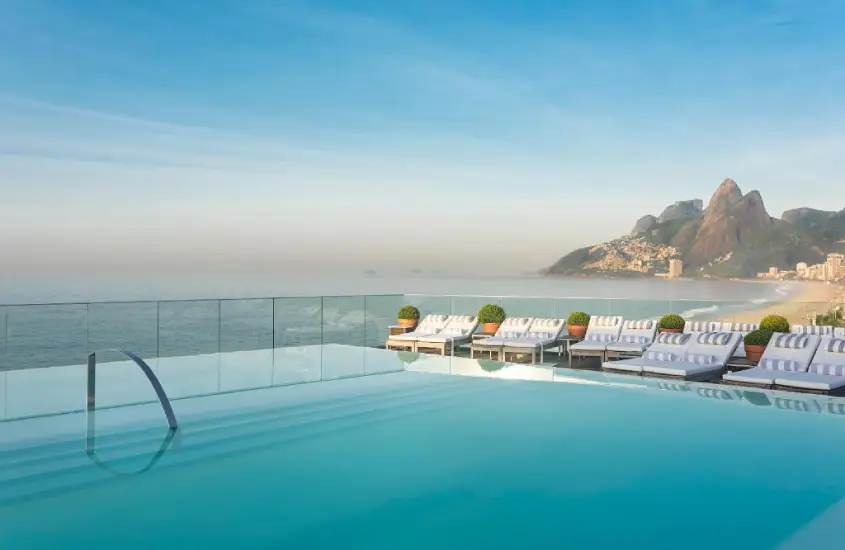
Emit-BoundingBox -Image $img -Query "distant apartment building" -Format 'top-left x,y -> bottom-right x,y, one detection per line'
769,266 -> 779,276
792,254 -> 845,281
668,259 -> 683,278
796,262 -> 808,275
828,253 -> 844,280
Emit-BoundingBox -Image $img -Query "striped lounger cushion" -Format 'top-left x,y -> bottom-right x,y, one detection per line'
626,320 -> 653,329
656,333 -> 690,345
809,364 -> 845,376
760,358 -> 801,371
587,333 -> 616,342
685,353 -> 717,364
827,339 -> 845,353
772,334 -> 809,349
619,335 -> 649,344
697,332 -> 731,345
643,351 -> 678,362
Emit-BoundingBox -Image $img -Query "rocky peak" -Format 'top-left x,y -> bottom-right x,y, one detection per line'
706,178 -> 743,211
686,179 -> 771,266
658,199 -> 704,224
630,214 -> 658,235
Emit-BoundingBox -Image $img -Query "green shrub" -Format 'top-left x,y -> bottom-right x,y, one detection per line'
658,314 -> 685,330
397,305 -> 420,320
815,309 -> 843,327
478,359 -> 506,372
567,311 -> 590,326
759,314 -> 790,333
478,304 -> 506,324
743,329 -> 773,346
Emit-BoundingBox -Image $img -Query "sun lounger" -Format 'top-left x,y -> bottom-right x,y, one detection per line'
500,318 -> 566,363
835,327 -> 845,338
602,332 -> 693,374
385,314 -> 448,351
725,322 -> 759,358
684,321 -> 724,334
415,315 -> 479,356
470,317 -> 533,360
791,324 -> 834,337
605,319 -> 658,359
722,334 -> 821,387
773,338 -> 845,392
568,316 -> 623,365
639,331 -> 741,380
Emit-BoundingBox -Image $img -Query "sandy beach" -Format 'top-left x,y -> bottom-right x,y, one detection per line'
729,282 -> 844,325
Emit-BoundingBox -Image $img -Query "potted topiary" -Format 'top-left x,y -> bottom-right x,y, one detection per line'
478,304 -> 506,334
759,314 -> 790,333
567,312 -> 590,339
397,305 -> 420,328
743,329 -> 773,363
658,314 -> 685,333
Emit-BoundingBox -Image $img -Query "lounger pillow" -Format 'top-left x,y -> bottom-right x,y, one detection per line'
587,333 -> 616,342
643,350 -> 678,361
772,334 -> 809,349
595,316 -> 619,327
697,332 -> 731,346
525,331 -> 556,340
760,358 -> 802,371
827,339 -> 845,353
626,320 -> 653,329
684,353 -> 718,364
809,364 -> 845,376
656,333 -> 690,345
619,335 -> 650,344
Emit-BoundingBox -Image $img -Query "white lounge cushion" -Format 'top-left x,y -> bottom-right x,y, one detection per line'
774,371 -> 845,391
601,358 -> 648,373
388,330 -> 440,342
723,368 -> 778,385
571,340 -> 611,352
642,360 -> 724,377
606,341 -> 650,353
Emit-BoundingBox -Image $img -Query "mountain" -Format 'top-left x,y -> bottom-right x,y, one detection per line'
630,199 -> 703,235
547,178 -> 829,278
781,207 -> 845,242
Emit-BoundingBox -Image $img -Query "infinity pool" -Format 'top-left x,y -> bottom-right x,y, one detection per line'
1,345 -> 845,548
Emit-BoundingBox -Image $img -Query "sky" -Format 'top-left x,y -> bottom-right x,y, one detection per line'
2,0 -> 845,276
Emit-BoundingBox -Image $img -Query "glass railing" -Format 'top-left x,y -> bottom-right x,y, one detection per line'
0,293 -> 841,371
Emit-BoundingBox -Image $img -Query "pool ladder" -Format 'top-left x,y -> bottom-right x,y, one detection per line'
85,349 -> 179,475
86,349 -> 178,429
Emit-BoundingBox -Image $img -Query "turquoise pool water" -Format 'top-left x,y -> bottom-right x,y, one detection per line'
2,345 -> 845,548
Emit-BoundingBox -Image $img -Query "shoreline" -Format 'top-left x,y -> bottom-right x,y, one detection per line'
727,282 -> 843,325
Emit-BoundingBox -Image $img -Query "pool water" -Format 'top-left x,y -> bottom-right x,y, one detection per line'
1,345 -> 845,548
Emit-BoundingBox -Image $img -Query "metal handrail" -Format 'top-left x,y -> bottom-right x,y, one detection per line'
86,349 -> 178,429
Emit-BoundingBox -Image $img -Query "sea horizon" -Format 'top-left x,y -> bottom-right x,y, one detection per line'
0,272 -> 805,305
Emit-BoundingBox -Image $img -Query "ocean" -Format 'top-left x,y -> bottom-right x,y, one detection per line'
0,274 -> 800,371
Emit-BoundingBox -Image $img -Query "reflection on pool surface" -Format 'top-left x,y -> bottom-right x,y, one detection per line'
2,344 -> 845,549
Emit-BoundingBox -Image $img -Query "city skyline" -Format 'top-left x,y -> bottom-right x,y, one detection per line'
2,1 -> 845,274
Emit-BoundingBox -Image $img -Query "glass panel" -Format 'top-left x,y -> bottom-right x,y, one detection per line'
451,296 -> 500,317
322,296 -> 366,346
553,298 -> 611,320
320,344 -> 366,380
363,294 -> 404,348
272,345 -> 323,386
87,302 -> 158,360
363,346 -> 406,375
5,304 -> 87,369
220,299 -> 273,353
403,294 -> 452,318
274,297 -> 322,347
157,300 -> 220,357
156,354 -> 220,399
607,299 -> 673,320
500,297 -> 555,319
220,349 -> 274,391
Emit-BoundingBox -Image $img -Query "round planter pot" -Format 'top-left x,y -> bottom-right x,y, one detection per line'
568,325 -> 587,339
397,318 -> 417,328
482,322 -> 502,334
745,344 -> 765,363
659,328 -> 683,333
